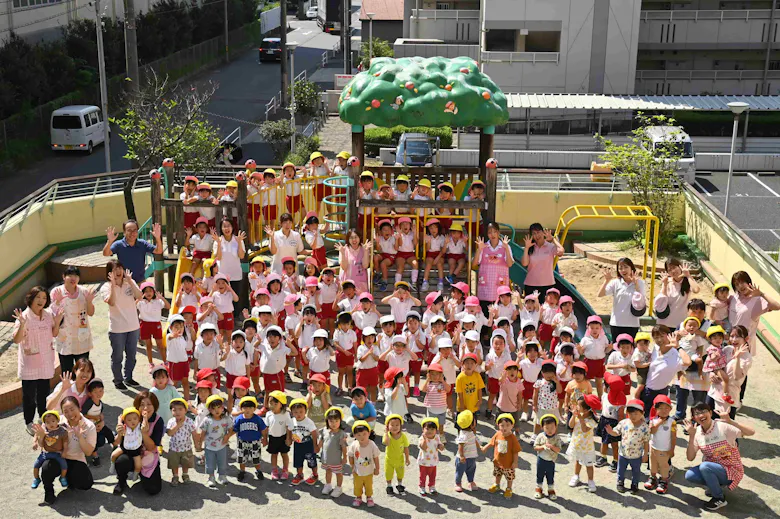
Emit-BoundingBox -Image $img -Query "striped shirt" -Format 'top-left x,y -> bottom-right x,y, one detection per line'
15,307 -> 56,381
423,381 -> 448,412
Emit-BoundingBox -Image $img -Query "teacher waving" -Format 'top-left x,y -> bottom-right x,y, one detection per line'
521,223 -> 564,296
475,222 -> 514,318
598,258 -> 646,340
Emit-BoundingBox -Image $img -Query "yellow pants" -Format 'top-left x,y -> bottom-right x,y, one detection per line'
385,461 -> 405,482
354,474 -> 374,498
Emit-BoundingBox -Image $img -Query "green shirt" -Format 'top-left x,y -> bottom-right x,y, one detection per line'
384,432 -> 409,465
151,384 -> 180,424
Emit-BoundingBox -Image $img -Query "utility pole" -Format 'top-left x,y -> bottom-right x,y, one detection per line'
123,0 -> 139,93
281,0 -> 289,107
224,0 -> 229,63
342,0 -> 350,73
94,0 -> 112,173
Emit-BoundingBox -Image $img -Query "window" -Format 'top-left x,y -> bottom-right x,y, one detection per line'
13,0 -> 62,9
83,115 -> 92,128
485,29 -> 560,52
89,112 -> 99,125
436,2 -> 451,8
52,116 -> 83,130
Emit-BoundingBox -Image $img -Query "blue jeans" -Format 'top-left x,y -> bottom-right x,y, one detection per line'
674,387 -> 707,421
455,457 -> 476,485
536,457 -> 555,487
617,456 -> 643,486
109,329 -> 140,383
685,462 -> 732,500
205,447 -> 228,477
640,387 -> 669,419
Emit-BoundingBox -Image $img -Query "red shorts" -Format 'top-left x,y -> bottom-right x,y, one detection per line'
167,361 -> 190,382
585,358 -> 606,379
276,313 -> 285,328
522,380 -> 535,400
183,212 -> 199,229
397,251 -> 416,260
409,359 -> 423,375
312,247 -> 327,268
550,336 -> 561,354
250,364 -> 260,377
262,204 -> 278,223
395,323 -> 404,335
380,253 -> 396,263
356,367 -> 379,388
286,194 -> 304,214
250,204 -> 262,222
217,312 -> 234,332
557,381 -> 569,402
318,304 -> 337,320
446,253 -> 465,263
377,361 -> 389,377
538,323 -> 554,342
336,350 -> 354,368
263,371 -> 286,393
193,250 -> 211,260
314,183 -> 329,203
226,373 -> 244,390
140,321 -> 163,341
621,374 -> 632,395
487,376 -> 500,395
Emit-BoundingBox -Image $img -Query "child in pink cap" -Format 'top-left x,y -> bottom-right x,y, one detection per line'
538,288 -> 561,354
551,295 -> 578,354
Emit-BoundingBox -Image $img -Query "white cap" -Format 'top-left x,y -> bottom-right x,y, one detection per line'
380,315 -> 396,325
437,338 -> 453,349
391,335 -> 407,344
312,329 -> 329,339
520,319 -> 536,330
429,315 -> 446,324
559,326 -> 574,337
362,327 -> 377,336
462,314 -> 477,324
231,330 -> 246,340
465,330 -> 480,342
491,329 -> 507,341
168,313 -> 185,325
200,323 -> 218,334
265,325 -> 283,336
257,305 -> 273,314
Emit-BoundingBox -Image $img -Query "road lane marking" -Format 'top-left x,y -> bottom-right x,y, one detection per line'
748,173 -> 780,197
694,180 -> 712,197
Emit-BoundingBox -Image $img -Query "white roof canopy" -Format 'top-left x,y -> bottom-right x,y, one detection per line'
505,94 -> 780,111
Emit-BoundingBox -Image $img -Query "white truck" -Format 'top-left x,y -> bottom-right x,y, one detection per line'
645,126 -> 696,184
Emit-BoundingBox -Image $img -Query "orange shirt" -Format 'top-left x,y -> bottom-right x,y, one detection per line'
488,431 -> 521,468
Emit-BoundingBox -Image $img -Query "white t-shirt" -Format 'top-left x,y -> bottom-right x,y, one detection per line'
650,415 -> 676,451
319,281 -> 338,304
397,231 -> 415,252
540,303 -> 558,325
485,348 -> 512,379
496,302 -> 516,321
389,297 -> 415,323
426,330 -> 449,357
102,282 -> 140,334
307,346 -> 332,373
520,357 -> 543,383
166,335 -> 189,363
607,350 -> 635,377
224,348 -> 250,376
298,322 -> 317,350
428,235 -> 446,253
600,392 -> 623,420
265,411 -> 293,438
519,308 -> 540,329
580,334 -> 610,360
333,328 -> 357,353
352,310 -> 379,331
431,353 -> 458,384
212,290 -> 234,314
218,237 -> 242,282
291,416 -> 316,444
377,235 -> 397,255
271,230 -> 304,274
645,347 -> 685,391
405,328 -> 427,354
258,341 -> 291,374
605,278 -> 646,327
304,229 -> 324,250
356,344 -> 379,369
190,233 -> 214,253
137,298 -> 164,323
387,350 -> 412,376
194,339 -> 220,369
551,312 -> 577,337
384,384 -> 408,416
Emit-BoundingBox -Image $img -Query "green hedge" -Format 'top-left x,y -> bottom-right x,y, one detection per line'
364,126 -> 452,156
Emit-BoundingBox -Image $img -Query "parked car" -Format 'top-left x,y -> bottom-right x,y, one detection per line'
50,105 -> 108,154
306,6 -> 318,18
643,125 -> 696,184
258,37 -> 282,62
391,133 -> 439,166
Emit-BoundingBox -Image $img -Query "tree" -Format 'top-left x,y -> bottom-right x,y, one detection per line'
597,113 -> 684,249
112,70 -> 221,219
359,37 -> 393,70
258,119 -> 294,162
287,79 -> 320,118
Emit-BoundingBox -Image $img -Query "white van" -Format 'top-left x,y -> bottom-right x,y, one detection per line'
50,105 -> 108,154
645,126 -> 696,184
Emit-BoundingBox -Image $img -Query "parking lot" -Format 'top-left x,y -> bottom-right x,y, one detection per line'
692,171 -> 780,253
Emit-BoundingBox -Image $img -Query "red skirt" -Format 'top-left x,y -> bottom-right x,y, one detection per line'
217,312 -> 234,332
446,253 -> 465,263
183,212 -> 199,229
538,323 -> 554,342
487,376 -> 500,395
167,361 -> 190,382
312,247 -> 327,268
319,303 -> 336,320
262,204 -> 278,224
522,380 -> 535,400
140,320 -> 162,341
356,367 -> 379,388
286,194 -> 304,214
409,359 -> 423,375
263,371 -> 286,392
336,350 -> 354,368
585,358 -> 606,379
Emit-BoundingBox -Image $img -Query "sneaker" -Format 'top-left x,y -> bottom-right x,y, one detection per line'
723,395 -> 735,405
396,484 -> 406,495
386,485 -> 394,495
587,480 -> 597,493
280,470 -> 289,480
217,475 -> 228,485
595,456 -> 608,468
124,378 -> 140,386
488,484 -> 501,493
112,483 -> 124,495
548,489 -> 557,501
305,475 -> 318,485
366,497 -> 375,507
630,484 -> 639,494
520,412 -> 528,423
379,281 -> 387,292
91,455 -> 101,467
291,474 -> 304,485
322,483 -> 333,495
128,471 -> 138,482
237,471 -> 246,482
445,275 -> 455,285
59,476 -> 68,488
429,487 -> 438,496
655,479 -> 668,494
705,497 -> 728,511
534,487 -> 543,499
469,482 -> 479,491
617,481 -> 626,493
609,461 -> 618,473
25,423 -> 35,436
568,476 -> 581,487
454,484 -> 464,493
644,476 -> 658,490
255,470 -> 264,481
484,409 -> 493,419
207,476 -> 218,488
182,474 -> 191,483
114,382 -> 127,390
413,387 -> 421,397
705,490 -> 712,498
437,280 -> 444,291
352,498 -> 362,507
420,487 -> 428,496
421,280 -> 430,291
171,475 -> 180,486
271,468 -> 280,480
373,273 -> 382,284
31,478 -> 41,489
331,486 -> 343,497
503,488 -> 513,499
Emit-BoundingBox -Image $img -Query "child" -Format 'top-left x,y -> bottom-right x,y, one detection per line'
348,420 -> 381,507
356,327 -> 380,402
319,267 -> 338,333
533,414 -> 562,500
422,291 -> 445,330
165,314 -> 191,401
644,395 -> 677,493
229,396 -> 267,482
595,373 -> 626,472
219,180 -> 239,230
632,332 -> 653,398
422,219 -> 446,291
454,410 -> 481,492
606,334 -> 636,395
707,283 -> 731,332
393,175 -> 411,214
564,362 -> 593,416
383,414 -> 410,495
31,410 -> 68,489
463,180 -> 485,238
485,329 -> 513,419
197,297 -> 222,330
551,295 -> 578,353
456,353 -> 485,423
180,174 -> 200,229
248,257 -> 268,293
185,218 -> 215,277
379,336 -> 419,418
533,361 -> 562,437
519,293 -> 541,332
265,390 -> 293,480
421,363 -> 450,433
319,407 -> 348,497
418,417 -> 445,495
497,360 -> 523,435
382,282 -> 422,335
357,170 -> 376,234
111,407 -> 144,479
266,274 -> 288,325
199,394 -> 232,487
306,373 -> 332,430
82,379 -> 114,466
376,316 -> 396,385
350,386 -> 378,429
703,325 -> 734,404
459,329 -> 484,372
282,162 -> 305,224
212,273 -> 239,339
261,168 -> 280,224
138,282 -> 170,367
426,315 -> 449,364
394,217 -> 419,285
282,259 -> 304,295
308,151 -> 332,210
577,315 -> 610,396
176,273 -> 200,310
333,311 -> 358,395
433,181 -> 454,232
566,394 -> 601,493
166,398 -> 198,486
258,327 -> 297,409
195,182 -> 219,228
222,330 -> 251,411
538,288 -> 560,353
289,398 -> 319,485
305,329 -> 333,381
605,399 -> 650,493
230,377 -> 251,417
383,367 -> 410,421
149,364 -> 179,426
373,219 -> 397,292
556,344 -> 576,417
404,310 -> 427,395
334,280 -> 360,314
482,413 -> 522,498
352,292 -> 380,338
444,223 -> 468,284
430,338 -> 460,416
494,286 -> 519,324
519,342 -> 542,422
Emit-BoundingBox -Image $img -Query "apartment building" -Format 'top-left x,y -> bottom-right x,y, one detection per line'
400,0 -> 780,95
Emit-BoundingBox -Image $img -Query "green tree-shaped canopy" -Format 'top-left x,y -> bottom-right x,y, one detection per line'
339,56 -> 509,128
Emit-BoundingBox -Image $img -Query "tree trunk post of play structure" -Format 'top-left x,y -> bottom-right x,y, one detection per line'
162,159 -> 176,292
150,170 -> 166,292
480,126 -> 496,233
236,172 -> 250,313
349,125 -> 364,234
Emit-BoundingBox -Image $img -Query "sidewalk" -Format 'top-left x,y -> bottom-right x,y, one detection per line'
316,116 -> 353,160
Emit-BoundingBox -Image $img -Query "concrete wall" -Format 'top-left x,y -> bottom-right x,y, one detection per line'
411,9 -> 479,42
362,20 -> 404,44
639,10 -> 775,47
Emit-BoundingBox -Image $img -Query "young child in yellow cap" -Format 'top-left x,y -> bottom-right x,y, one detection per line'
418,417 -> 445,495
289,398 -> 319,485
282,162 -> 305,224
383,414 -> 410,496
348,420 -> 380,507
111,407 -> 144,479
198,394 -> 232,487
482,413 -> 522,498
31,410 -> 68,489
265,390 -> 293,480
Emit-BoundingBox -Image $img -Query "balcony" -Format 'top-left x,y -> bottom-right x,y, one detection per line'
482,51 -> 560,64
639,9 -> 778,48
640,9 -> 772,22
410,9 -> 480,42
636,69 -> 780,80
411,9 -> 479,20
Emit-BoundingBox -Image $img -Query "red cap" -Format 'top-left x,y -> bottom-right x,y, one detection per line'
281,256 -> 296,264
181,305 -> 197,315
653,394 -> 672,407
572,361 -> 588,374
196,380 -> 213,389
583,394 -> 602,411
196,368 -> 215,381
503,360 -> 519,370
309,373 -> 329,385
428,363 -> 443,373
604,373 -> 627,406
233,377 -> 250,390
383,367 -> 404,388
462,353 -> 479,363
626,399 -> 645,412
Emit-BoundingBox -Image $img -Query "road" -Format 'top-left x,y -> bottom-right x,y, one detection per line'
0,16 -> 342,211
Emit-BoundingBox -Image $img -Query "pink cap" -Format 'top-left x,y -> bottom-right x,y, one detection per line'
615,333 -> 634,344
559,295 -> 574,305
304,256 -> 319,267
496,286 -> 512,297
632,292 -> 647,311
199,296 -> 213,304
284,293 -> 300,305
358,292 -> 374,302
452,282 -> 470,295
426,218 -> 440,227
397,216 -> 412,224
546,288 -> 560,296
253,288 -> 270,298
305,276 -> 319,287
266,273 -> 281,284
140,281 -> 155,292
214,273 -> 230,283
281,256 -> 296,264
377,219 -> 393,228
587,315 -> 603,325
425,291 -> 441,306
465,296 -> 480,307
524,292 -> 539,301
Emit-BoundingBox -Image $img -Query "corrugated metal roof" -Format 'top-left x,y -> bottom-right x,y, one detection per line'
506,94 -> 780,111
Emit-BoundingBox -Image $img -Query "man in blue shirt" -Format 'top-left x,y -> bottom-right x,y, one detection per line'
102,220 -> 163,284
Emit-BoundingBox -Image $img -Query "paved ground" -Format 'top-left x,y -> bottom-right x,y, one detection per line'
1,288 -> 779,518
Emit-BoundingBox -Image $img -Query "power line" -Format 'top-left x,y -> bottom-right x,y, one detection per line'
0,1 -> 91,31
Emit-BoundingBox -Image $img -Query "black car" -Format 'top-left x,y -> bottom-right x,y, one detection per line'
258,38 -> 282,62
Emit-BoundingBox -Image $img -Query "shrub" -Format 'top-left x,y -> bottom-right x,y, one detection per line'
293,134 -> 321,162
288,79 -> 321,118
282,152 -> 305,165
364,126 -> 452,156
364,127 -> 393,156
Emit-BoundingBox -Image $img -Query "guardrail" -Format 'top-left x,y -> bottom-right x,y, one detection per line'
641,9 -> 772,22
496,169 -> 627,200
322,39 -> 341,68
481,51 -> 560,64
636,69 -> 780,81
411,9 -> 479,20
